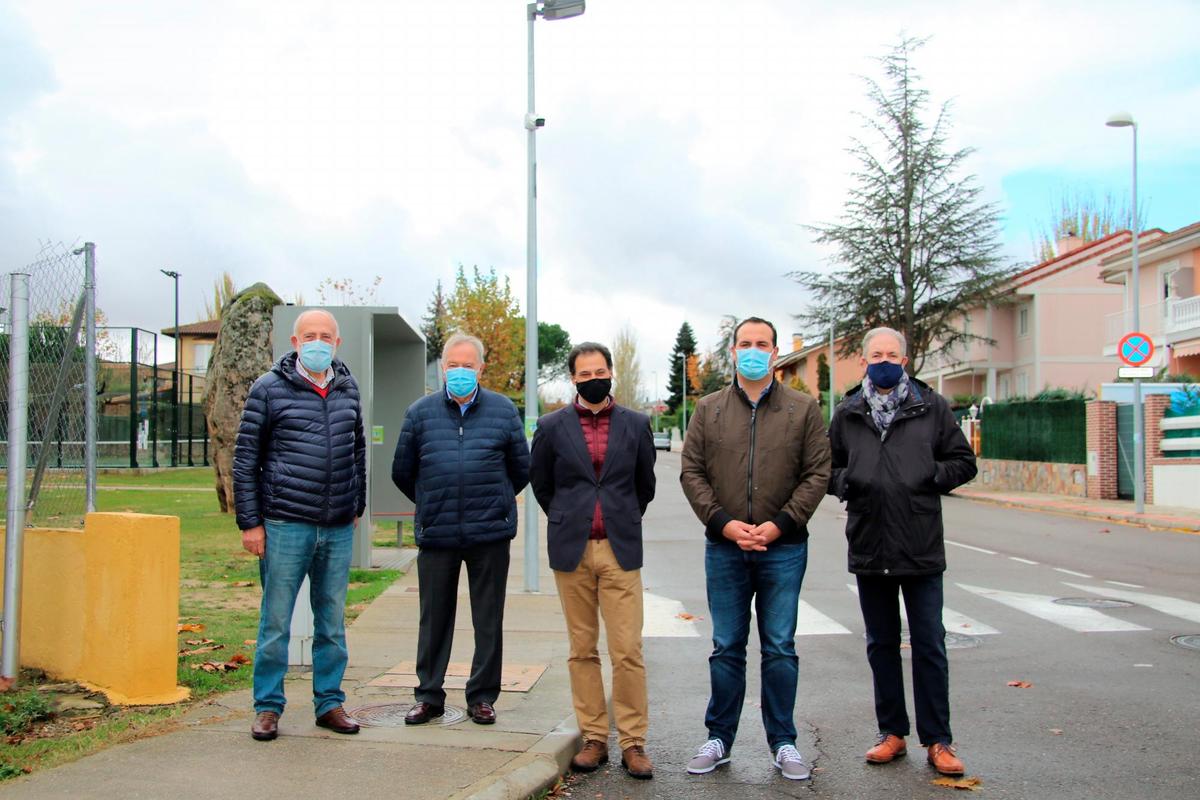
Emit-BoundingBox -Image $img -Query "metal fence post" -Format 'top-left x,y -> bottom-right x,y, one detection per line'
129,328 -> 139,468
3,272 -> 31,683
150,337 -> 159,468
187,374 -> 194,466
83,243 -> 96,511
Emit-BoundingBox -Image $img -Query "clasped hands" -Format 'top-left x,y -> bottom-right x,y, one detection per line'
722,519 -> 781,551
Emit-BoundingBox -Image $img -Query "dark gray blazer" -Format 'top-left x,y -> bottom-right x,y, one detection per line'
529,403 -> 657,572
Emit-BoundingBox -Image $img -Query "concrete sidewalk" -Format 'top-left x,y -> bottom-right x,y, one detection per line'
954,486 -> 1200,533
2,524 -> 579,800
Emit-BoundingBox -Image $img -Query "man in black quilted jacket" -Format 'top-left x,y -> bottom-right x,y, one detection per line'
391,331 -> 530,726
234,309 -> 366,742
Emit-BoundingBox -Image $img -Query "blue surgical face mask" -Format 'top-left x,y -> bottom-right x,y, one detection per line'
298,340 -> 334,373
866,360 -> 905,389
445,367 -> 478,398
735,347 -> 772,381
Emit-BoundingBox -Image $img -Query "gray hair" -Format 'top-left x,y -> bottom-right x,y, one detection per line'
293,308 -> 339,338
862,326 -> 907,357
442,331 -> 486,363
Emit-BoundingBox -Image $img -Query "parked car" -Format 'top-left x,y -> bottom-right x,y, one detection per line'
652,431 -> 672,451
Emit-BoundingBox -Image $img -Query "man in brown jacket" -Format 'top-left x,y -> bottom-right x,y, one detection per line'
680,317 -> 831,782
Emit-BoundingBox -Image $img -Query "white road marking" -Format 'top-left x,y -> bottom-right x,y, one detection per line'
957,583 -> 1149,633
750,599 -> 853,635
1009,557 -> 1039,565
1106,580 -> 1144,589
1134,664 -> 1153,668
1053,568 -> 1093,578
1063,583 -> 1200,625
946,540 -> 997,555
642,592 -> 701,637
845,583 -> 999,635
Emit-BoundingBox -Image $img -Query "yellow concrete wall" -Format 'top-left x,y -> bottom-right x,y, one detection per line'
0,512 -> 188,705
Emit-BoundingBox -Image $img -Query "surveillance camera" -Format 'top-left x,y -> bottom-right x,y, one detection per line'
524,113 -> 546,130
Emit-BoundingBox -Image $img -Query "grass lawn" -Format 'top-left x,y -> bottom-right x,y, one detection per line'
1,467 -> 407,780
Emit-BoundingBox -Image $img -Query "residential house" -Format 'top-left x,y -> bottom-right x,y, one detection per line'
918,229 -> 1165,400
773,333 -> 860,400
160,319 -> 220,376
1099,220 -> 1200,377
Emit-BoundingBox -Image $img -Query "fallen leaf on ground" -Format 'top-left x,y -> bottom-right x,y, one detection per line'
185,639 -> 214,646
178,644 -> 225,657
1098,528 -> 1111,534
177,623 -> 205,633
1049,728 -> 1063,735
191,660 -> 242,673
228,653 -> 251,665
1007,680 -> 1033,688
229,581 -> 254,588
676,613 -> 696,620
932,776 -> 982,791
0,676 -> 13,692
243,640 -> 256,646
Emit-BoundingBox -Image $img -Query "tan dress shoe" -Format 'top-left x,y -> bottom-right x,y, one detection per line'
251,711 -> 279,741
621,745 -> 653,780
570,740 -> 609,772
927,742 -> 965,776
865,733 -> 907,763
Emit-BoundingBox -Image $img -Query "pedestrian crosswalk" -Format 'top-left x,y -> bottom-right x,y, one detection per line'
642,582 -> 1198,639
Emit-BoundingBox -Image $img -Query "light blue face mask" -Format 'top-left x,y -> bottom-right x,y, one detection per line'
446,367 -> 478,398
298,340 -> 334,373
735,347 -> 772,381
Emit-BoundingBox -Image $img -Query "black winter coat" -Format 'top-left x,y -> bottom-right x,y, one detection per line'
233,353 -> 366,531
827,378 -> 977,576
391,388 -> 531,550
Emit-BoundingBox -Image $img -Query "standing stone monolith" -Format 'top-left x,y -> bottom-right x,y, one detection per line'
204,283 -> 282,513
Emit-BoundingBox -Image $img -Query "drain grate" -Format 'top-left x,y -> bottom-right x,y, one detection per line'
899,631 -> 982,650
1170,634 -> 1200,652
1053,597 -> 1134,609
347,703 -> 467,728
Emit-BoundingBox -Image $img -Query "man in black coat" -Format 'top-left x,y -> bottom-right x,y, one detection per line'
391,332 -> 530,727
828,327 -> 977,777
530,342 -> 657,779
234,309 -> 366,742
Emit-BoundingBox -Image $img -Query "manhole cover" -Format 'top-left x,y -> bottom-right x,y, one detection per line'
899,632 -> 982,650
1170,634 -> 1200,652
347,703 -> 467,727
1053,597 -> 1135,609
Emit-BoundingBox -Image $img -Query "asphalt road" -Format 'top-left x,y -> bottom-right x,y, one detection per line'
568,451 -> 1200,800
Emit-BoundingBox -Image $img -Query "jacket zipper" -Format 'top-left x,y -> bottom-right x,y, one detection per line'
458,413 -> 466,547
322,390 -> 332,519
747,406 -> 758,521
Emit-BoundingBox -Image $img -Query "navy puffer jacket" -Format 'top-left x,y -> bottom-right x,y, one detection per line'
233,353 -> 366,531
391,388 -> 531,549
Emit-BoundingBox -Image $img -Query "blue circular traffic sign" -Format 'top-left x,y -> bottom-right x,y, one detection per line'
1118,332 -> 1154,367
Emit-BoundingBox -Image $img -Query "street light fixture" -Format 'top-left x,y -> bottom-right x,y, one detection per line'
524,0 -> 585,593
160,269 -> 180,468
1106,111 -> 1144,513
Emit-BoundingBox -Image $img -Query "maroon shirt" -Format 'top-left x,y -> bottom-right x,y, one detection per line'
575,397 -> 614,539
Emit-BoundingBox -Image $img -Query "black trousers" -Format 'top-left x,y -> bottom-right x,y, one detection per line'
856,573 -> 952,746
415,539 -> 510,707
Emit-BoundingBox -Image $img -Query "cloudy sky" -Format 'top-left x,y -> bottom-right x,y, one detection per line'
2,0 -> 1198,398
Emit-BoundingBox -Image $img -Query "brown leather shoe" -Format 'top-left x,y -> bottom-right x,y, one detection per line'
315,705 -> 360,735
621,745 -> 653,780
927,742 -> 964,776
468,702 -> 496,725
405,701 -> 445,725
570,739 -> 609,773
865,733 -> 907,764
251,711 -> 279,741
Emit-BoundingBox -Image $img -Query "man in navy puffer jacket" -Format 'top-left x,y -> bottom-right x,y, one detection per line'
392,332 -> 530,726
234,309 -> 366,741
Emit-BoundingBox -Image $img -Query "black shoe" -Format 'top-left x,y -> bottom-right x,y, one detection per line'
405,701 -> 445,725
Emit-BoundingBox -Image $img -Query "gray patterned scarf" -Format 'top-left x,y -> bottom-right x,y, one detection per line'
862,372 -> 911,437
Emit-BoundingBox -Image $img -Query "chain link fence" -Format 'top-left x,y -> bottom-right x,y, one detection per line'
2,243 -> 95,529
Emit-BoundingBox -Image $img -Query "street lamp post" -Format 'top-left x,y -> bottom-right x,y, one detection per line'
161,270 -> 180,468
651,370 -> 658,430
1106,112 -> 1143,513
524,0 -> 585,593
679,353 -> 687,439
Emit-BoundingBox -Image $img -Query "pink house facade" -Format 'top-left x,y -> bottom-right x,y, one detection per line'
918,230 -> 1165,400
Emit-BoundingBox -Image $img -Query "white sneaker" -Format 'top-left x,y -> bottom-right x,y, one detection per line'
686,738 -> 730,774
773,744 -> 811,780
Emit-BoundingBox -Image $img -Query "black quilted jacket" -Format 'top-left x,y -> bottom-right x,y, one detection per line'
233,352 -> 366,530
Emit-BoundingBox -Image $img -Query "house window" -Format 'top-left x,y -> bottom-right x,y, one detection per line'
1016,373 -> 1028,397
999,375 -> 1010,400
1018,307 -> 1029,336
193,343 -> 213,374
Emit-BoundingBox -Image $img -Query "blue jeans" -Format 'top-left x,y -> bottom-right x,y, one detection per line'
253,518 -> 354,717
704,540 -> 808,752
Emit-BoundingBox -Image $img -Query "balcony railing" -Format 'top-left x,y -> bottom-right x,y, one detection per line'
1169,294 -> 1200,334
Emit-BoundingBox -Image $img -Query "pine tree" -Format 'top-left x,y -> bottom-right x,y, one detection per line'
420,280 -> 451,364
666,321 -> 698,412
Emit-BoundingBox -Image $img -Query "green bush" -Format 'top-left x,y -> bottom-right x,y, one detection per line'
981,398 -> 1086,463
0,690 -> 53,736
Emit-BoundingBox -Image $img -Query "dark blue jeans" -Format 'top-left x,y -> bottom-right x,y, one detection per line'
253,518 -> 354,718
856,573 -> 951,746
704,540 -> 808,752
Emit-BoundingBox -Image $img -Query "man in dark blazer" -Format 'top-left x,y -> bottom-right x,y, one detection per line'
530,342 -> 657,780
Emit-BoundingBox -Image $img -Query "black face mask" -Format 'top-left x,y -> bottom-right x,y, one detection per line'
576,378 -> 612,405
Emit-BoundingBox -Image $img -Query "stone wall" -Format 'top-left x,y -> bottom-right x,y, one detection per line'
974,458 -> 1087,496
